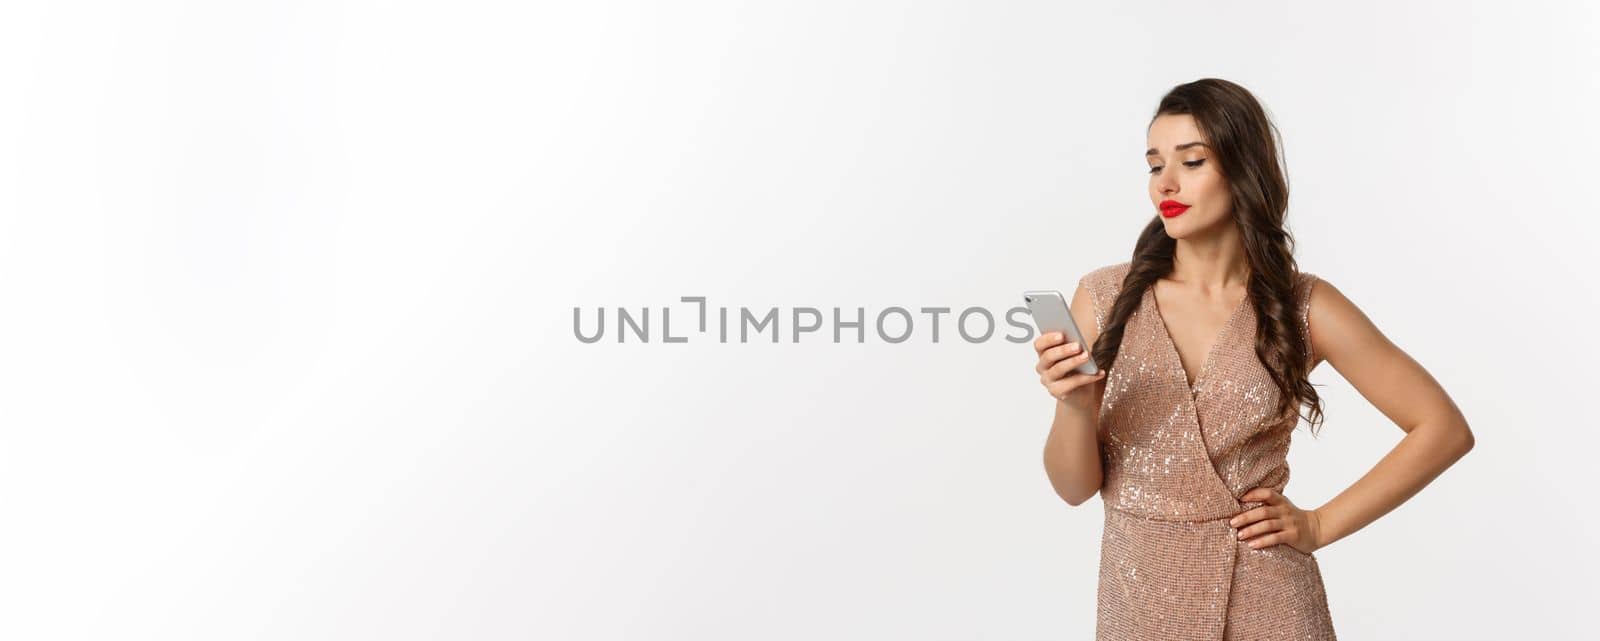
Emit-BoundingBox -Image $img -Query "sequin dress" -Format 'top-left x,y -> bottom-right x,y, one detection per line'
1078,261 -> 1336,641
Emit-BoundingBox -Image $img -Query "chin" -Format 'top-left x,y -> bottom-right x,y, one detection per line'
1158,217 -> 1191,239
1159,214 -> 1219,240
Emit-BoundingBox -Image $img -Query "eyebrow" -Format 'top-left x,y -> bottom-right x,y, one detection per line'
1146,141 -> 1210,156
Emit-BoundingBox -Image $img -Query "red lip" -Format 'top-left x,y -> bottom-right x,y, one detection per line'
1159,199 -> 1190,218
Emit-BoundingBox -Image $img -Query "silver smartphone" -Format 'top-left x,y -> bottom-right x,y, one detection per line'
1023,289 -> 1100,376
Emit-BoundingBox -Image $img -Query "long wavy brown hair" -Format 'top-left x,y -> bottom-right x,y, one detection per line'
1089,78 -> 1325,435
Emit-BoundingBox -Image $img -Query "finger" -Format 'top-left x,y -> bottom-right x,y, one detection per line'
1046,352 -> 1093,379
1039,339 -> 1073,364
1228,506 -> 1274,528
1033,332 -> 1064,354
1046,372 -> 1103,399
1246,488 -> 1286,507
1241,487 -> 1274,503
1236,518 -> 1283,541
1045,357 -> 1084,382
1045,353 -> 1080,379
1036,344 -> 1078,375
1246,532 -> 1285,550
1045,341 -> 1082,364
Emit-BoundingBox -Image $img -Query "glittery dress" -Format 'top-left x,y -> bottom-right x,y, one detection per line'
1079,262 -> 1336,641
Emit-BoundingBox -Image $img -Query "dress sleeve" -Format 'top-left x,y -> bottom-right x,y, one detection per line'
1296,273 -> 1321,368
1076,262 -> 1130,336
1077,264 -> 1122,335
1076,273 -> 1103,335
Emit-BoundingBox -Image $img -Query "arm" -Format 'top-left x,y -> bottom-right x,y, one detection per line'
1041,282 -> 1109,507
1305,279 -> 1476,549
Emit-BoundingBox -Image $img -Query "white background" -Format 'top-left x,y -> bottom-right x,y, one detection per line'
2,1 -> 1596,639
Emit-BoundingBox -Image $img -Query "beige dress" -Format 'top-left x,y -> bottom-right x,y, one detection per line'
1078,262 -> 1336,641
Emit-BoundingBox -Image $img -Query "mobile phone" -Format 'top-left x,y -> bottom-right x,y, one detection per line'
1023,289 -> 1100,376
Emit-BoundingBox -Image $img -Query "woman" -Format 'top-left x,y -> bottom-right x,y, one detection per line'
1035,78 -> 1475,640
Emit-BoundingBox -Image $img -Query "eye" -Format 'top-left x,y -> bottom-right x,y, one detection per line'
1148,159 -> 1205,175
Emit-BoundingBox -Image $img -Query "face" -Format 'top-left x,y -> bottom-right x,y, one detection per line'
1146,114 -> 1233,239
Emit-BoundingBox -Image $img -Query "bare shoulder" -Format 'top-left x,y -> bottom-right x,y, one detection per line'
1303,274 -> 1473,438
1305,276 -> 1392,367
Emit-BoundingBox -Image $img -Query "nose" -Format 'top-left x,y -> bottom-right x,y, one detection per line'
1154,169 -> 1179,195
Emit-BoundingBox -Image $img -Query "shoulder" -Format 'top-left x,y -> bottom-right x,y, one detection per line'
1076,261 -> 1131,334
1078,261 -> 1131,294
1295,270 -> 1320,306
1298,272 -> 1370,367
1301,271 -> 1352,318
1293,271 -> 1320,346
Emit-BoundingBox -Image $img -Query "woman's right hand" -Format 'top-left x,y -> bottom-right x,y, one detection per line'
1034,332 -> 1107,406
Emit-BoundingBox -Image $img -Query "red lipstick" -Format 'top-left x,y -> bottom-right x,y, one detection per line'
1159,199 -> 1190,218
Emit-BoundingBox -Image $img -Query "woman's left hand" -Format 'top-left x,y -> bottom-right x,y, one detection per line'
1229,487 -> 1324,554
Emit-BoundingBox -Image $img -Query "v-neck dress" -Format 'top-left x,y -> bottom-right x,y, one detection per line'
1078,261 -> 1335,641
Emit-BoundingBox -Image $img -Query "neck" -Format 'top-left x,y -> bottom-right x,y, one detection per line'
1169,223 -> 1250,293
